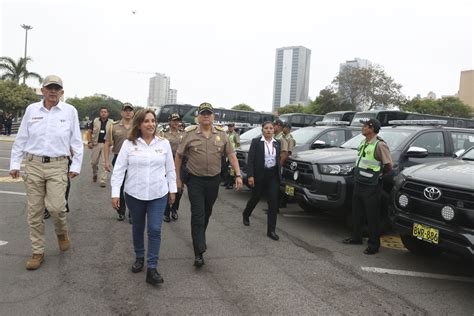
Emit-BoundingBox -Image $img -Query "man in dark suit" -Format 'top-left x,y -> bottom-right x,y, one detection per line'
242,122 -> 281,240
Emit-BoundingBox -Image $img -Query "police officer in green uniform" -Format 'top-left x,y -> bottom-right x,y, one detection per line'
175,102 -> 243,267
223,122 -> 240,189
343,119 -> 392,255
104,103 -> 134,221
163,113 -> 184,222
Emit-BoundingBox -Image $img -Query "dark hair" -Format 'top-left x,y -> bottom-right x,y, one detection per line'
99,106 -> 108,112
262,121 -> 273,128
128,109 -> 157,144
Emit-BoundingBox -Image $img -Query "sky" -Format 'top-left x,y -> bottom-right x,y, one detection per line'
1,0 -> 473,112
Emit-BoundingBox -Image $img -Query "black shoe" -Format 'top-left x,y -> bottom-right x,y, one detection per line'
117,214 -> 125,221
146,268 -> 164,285
43,209 -> 51,220
363,247 -> 379,255
163,215 -> 170,222
131,257 -> 144,273
342,238 -> 363,245
194,254 -> 205,268
243,215 -> 250,226
225,185 -> 233,190
171,210 -> 178,220
267,232 -> 279,241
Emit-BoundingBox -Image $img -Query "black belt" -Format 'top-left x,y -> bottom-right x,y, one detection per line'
264,166 -> 277,171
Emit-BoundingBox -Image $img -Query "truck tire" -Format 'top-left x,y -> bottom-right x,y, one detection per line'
400,234 -> 442,256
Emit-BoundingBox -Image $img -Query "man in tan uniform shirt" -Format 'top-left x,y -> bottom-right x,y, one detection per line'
163,113 -> 184,222
175,102 -> 243,268
104,103 -> 134,221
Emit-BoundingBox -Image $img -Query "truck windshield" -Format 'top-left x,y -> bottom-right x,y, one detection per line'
341,129 -> 415,151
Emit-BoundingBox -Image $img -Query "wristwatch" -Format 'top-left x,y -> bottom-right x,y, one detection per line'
235,174 -> 242,178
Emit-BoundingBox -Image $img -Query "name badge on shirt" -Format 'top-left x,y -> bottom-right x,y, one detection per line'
100,130 -> 105,133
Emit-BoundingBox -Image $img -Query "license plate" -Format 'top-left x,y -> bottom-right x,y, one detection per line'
285,185 -> 294,196
412,223 -> 439,244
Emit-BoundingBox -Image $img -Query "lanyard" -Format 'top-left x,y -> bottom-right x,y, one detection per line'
265,141 -> 274,156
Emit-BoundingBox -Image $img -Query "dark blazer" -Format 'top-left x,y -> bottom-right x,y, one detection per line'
247,136 -> 281,183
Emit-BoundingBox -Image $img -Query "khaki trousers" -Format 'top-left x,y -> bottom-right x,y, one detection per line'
90,143 -> 109,183
23,158 -> 69,254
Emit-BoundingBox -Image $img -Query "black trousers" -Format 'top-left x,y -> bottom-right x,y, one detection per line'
243,168 -> 279,233
164,190 -> 182,216
112,154 -> 127,216
351,182 -> 383,250
187,174 -> 221,255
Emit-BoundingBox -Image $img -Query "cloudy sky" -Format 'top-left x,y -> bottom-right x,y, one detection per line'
1,0 -> 473,112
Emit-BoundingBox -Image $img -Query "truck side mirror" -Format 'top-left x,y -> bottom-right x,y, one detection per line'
406,146 -> 428,158
311,140 -> 326,149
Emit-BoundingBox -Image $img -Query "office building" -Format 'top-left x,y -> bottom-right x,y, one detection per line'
148,73 -> 170,108
272,46 -> 311,111
459,70 -> 474,109
339,58 -> 371,72
167,89 -> 177,104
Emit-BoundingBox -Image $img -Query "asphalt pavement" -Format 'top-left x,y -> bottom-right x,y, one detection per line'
0,138 -> 473,315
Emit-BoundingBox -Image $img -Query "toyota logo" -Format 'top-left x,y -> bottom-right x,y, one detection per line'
290,162 -> 298,171
423,187 -> 442,201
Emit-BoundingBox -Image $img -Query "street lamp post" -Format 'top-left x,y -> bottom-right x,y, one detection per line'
20,24 -> 33,84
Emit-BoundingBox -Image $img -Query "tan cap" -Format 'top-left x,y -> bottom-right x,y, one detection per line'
122,103 -> 134,111
42,75 -> 63,88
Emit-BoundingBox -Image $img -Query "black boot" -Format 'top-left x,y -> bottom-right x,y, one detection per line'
131,257 -> 144,273
146,268 -> 164,285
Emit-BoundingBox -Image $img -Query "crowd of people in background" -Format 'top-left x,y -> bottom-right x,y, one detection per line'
0,111 -> 14,136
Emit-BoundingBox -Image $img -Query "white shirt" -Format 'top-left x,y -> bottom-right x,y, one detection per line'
111,136 -> 177,200
260,136 -> 277,168
10,100 -> 84,173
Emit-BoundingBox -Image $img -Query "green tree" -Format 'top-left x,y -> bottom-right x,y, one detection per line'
332,64 -> 405,111
305,88 -> 355,114
277,104 -> 305,115
231,103 -> 254,111
66,95 -> 123,121
0,80 -> 40,115
0,57 -> 42,84
401,97 -> 472,118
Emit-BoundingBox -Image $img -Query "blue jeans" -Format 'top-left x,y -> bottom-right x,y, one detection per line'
125,193 -> 168,269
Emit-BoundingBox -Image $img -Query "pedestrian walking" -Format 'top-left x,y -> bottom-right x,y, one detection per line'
104,103 -> 134,222
163,113 -> 184,223
111,109 -> 177,286
343,118 -> 393,255
87,106 -> 113,187
9,75 -> 83,270
223,122 -> 240,189
242,121 -> 282,240
4,112 -> 13,136
280,122 -> 295,208
175,102 -> 243,268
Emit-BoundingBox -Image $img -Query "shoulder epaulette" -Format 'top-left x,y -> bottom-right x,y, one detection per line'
215,126 -> 225,132
185,125 -> 198,132
112,120 -> 120,125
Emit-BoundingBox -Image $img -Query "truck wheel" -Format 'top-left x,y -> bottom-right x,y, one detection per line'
400,234 -> 442,256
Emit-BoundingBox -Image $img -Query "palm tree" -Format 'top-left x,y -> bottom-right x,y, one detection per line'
0,56 -> 42,84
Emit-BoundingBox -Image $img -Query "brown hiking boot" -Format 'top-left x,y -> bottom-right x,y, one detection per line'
26,254 -> 44,270
57,233 -> 70,251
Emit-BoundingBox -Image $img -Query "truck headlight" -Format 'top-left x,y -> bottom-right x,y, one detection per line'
441,206 -> 455,221
398,194 -> 409,208
318,163 -> 354,175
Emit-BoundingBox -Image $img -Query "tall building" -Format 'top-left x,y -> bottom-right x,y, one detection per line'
167,89 -> 177,104
148,73 -> 170,108
339,58 -> 371,72
272,46 -> 311,111
459,70 -> 474,110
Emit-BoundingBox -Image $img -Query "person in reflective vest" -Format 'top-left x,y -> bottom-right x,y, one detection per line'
343,118 -> 392,255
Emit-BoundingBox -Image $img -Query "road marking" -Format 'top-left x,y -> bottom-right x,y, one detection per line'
0,241 -> 8,246
0,190 -> 26,196
361,267 -> 474,283
281,214 -> 316,219
0,176 -> 22,183
0,157 -> 10,160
